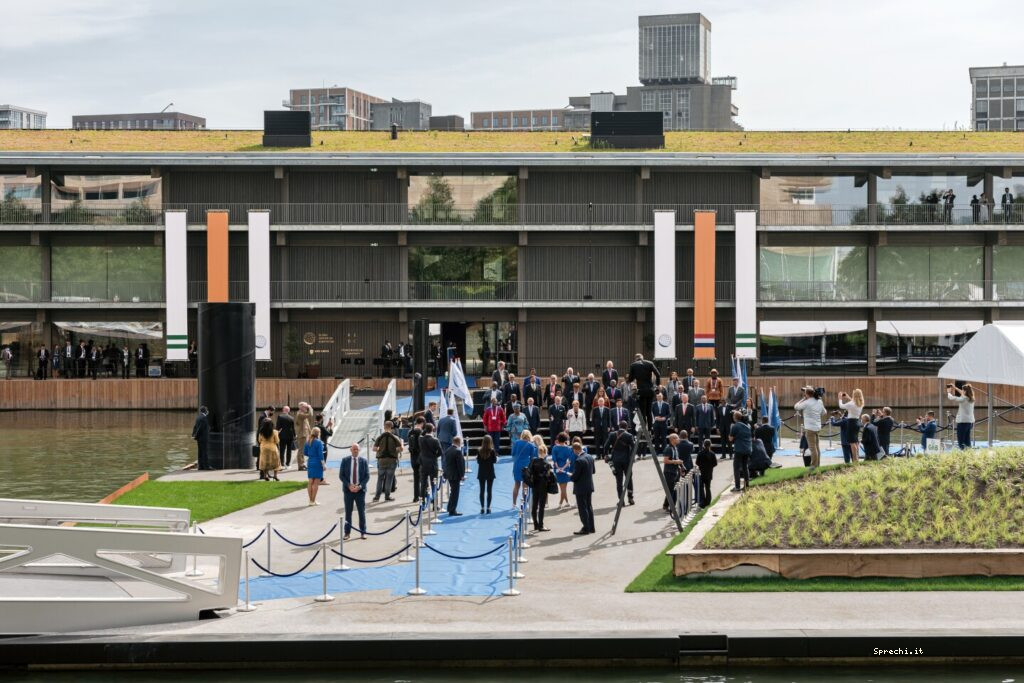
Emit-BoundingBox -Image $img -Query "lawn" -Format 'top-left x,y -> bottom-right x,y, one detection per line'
113,480 -> 307,523
2,129 -> 1022,154
702,449 -> 1024,550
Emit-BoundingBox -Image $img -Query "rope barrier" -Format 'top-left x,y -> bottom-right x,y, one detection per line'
250,548 -> 321,578
422,541 -> 506,561
273,524 -> 339,548
241,527 -> 266,549
409,503 -> 424,527
356,515 -> 405,537
328,543 -> 412,564
196,526 -> 206,535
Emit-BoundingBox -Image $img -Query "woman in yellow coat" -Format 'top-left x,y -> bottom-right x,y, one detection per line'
257,419 -> 281,481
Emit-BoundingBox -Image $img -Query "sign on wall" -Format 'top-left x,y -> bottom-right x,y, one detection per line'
164,211 -> 188,361
653,210 -> 676,360
248,211 -> 271,360
735,210 -> 757,359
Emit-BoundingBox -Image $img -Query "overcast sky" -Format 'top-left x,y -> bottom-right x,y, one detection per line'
2,0 -> 1021,130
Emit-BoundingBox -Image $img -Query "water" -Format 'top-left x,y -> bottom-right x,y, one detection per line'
0,410 -> 194,502
2,668 -> 1022,682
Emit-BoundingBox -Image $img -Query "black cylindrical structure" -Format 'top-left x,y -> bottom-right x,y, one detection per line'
198,302 -> 256,469
413,319 -> 428,412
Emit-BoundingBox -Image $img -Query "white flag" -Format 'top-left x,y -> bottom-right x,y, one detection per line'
449,359 -> 474,415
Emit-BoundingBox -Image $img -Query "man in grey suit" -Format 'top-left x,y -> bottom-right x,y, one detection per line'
695,394 -> 716,444
436,408 -> 458,452
726,377 -> 747,415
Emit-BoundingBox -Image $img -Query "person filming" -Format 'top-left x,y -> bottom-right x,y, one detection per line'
946,383 -> 975,449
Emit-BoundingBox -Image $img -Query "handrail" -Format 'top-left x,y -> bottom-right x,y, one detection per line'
380,378 -> 397,425
0,498 -> 190,532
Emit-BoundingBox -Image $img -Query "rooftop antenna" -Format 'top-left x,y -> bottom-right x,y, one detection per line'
160,102 -> 174,113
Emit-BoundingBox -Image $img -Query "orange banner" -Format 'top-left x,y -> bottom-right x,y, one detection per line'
206,211 -> 229,303
693,211 -> 716,359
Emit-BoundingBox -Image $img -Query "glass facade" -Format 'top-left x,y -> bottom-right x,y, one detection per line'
876,175 -> 976,224
759,175 -> 865,225
51,246 -> 163,302
759,321 -> 867,374
875,320 -> 981,374
993,245 -> 1024,300
758,246 -> 867,301
876,245 -> 983,301
408,174 -> 516,223
0,322 -> 45,378
409,247 -> 517,282
51,175 -> 162,223
0,246 -> 43,302
0,175 -> 42,223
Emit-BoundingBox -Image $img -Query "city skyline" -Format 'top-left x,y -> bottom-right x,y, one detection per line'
1,0 -> 1022,129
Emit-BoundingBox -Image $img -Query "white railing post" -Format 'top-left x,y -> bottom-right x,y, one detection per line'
185,520 -> 203,577
399,511 -> 414,562
265,521 -> 272,575
237,550 -> 257,612
501,536 -> 520,596
407,544 -> 427,595
314,543 -> 334,603
334,515 -> 350,571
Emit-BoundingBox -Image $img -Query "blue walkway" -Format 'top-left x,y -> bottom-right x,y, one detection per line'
240,456 -> 521,600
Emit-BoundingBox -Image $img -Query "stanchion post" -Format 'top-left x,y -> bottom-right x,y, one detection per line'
265,521 -> 272,575
407,543 -> 427,595
516,525 -> 528,564
518,506 -> 530,549
501,536 -> 520,596
399,510 -> 414,562
315,544 -> 335,603
186,520 -> 203,577
432,490 -> 443,525
512,529 -> 525,579
423,498 -> 437,536
237,550 -> 257,612
334,515 -> 350,571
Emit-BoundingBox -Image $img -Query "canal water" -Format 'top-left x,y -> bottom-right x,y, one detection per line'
3,667 -> 1022,682
0,410 -> 194,502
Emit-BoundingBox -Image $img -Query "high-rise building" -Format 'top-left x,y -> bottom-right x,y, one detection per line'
969,64 -> 1024,131
283,87 -> 387,131
638,13 -> 710,85
370,99 -> 432,131
0,105 -> 47,130
72,112 -> 205,131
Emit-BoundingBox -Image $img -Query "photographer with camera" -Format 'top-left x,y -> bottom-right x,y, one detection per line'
828,409 -> 855,464
910,411 -> 938,451
794,386 -> 826,469
838,389 -> 865,462
870,407 -> 895,458
946,382 -> 976,449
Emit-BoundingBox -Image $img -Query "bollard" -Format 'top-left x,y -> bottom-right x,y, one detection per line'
511,529 -> 525,579
314,543 -> 335,603
237,551 -> 257,612
417,520 -> 425,548
407,543 -> 427,595
423,498 -> 437,536
516,525 -> 528,564
501,536 -> 520,596
333,515 -> 350,571
432,492 -> 443,525
518,506 -> 531,549
185,520 -> 203,577
399,511 -> 414,562
265,521 -> 272,575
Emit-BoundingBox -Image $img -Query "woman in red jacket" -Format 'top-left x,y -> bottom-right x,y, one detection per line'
482,397 -> 507,456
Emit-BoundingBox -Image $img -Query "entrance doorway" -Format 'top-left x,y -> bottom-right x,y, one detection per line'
431,321 -> 517,378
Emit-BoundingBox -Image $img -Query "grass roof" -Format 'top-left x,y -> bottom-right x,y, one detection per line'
1,129 -> 1022,154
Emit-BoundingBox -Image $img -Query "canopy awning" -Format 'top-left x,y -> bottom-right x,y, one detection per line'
938,323 -> 1024,386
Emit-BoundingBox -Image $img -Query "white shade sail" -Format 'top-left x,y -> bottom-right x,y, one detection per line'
938,323 -> 1024,386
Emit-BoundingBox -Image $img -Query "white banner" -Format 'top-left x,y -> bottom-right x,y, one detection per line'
653,210 -> 676,360
164,211 -> 188,361
248,211 -> 271,360
735,210 -> 757,359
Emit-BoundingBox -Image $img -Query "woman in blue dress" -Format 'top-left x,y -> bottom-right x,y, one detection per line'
510,429 -> 537,507
551,432 -> 575,508
304,427 -> 327,506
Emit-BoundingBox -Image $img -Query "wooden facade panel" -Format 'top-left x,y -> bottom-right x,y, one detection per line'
525,320 -> 636,377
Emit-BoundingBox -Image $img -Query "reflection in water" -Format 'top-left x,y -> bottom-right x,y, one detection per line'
0,410 -> 194,502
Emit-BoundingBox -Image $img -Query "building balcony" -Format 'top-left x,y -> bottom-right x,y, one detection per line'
2,202 -> 1023,229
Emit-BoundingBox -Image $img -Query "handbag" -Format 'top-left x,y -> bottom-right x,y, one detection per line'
545,471 -> 558,495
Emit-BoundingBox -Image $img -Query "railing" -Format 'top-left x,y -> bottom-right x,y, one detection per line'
4,201 -> 1024,227
760,280 -> 989,302
876,280 -> 985,302
0,281 -> 165,304
759,281 -> 869,302
0,498 -> 190,532
269,280 -> 654,302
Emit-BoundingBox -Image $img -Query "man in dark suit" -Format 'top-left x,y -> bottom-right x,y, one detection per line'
522,369 -> 542,406
407,416 -> 424,502
423,401 -> 437,427
276,406 -> 297,469
604,420 -> 636,505
601,360 -> 618,390
563,382 -> 585,412
340,443 -> 370,540
627,353 -> 661,427
36,345 -> 49,380
695,395 -> 716,444
62,340 -> 74,377
610,398 -> 629,439
672,393 -> 695,436
135,344 -> 148,378
582,373 -> 600,419
651,391 -> 671,452
437,408 -> 458,453
491,360 -> 509,388
662,432 -> 694,512
571,444 -> 596,535
88,344 -> 100,380
548,393 -> 566,445
726,378 -> 747,415
871,407 -> 895,458
442,436 -> 466,516
562,367 -> 580,397
754,416 -> 776,460
605,379 -> 622,406
591,397 -> 611,458
682,368 -> 698,392
76,341 -> 88,378
523,397 -> 541,434
417,424 -> 442,502
502,374 -> 521,413
192,406 -> 210,470
859,414 -> 885,461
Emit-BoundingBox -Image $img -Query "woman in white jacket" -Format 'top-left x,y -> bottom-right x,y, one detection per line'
947,383 -> 976,449
838,389 -> 865,462
565,399 -> 588,444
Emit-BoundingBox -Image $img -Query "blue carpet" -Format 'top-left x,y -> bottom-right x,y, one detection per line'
240,456 -> 522,600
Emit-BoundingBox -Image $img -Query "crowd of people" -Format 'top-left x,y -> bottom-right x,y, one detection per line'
1,340 -> 197,380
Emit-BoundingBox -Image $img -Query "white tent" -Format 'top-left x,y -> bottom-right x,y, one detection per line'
938,323 -> 1024,386
938,323 -> 1024,444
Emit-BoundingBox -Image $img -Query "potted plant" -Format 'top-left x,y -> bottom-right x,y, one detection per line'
283,326 -> 301,378
305,358 -> 321,379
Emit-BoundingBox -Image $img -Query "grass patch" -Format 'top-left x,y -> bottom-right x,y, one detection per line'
625,498 -> 718,592
113,480 -> 307,523
748,463 -> 847,487
703,449 -> 1024,550
2,130 -> 1022,154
